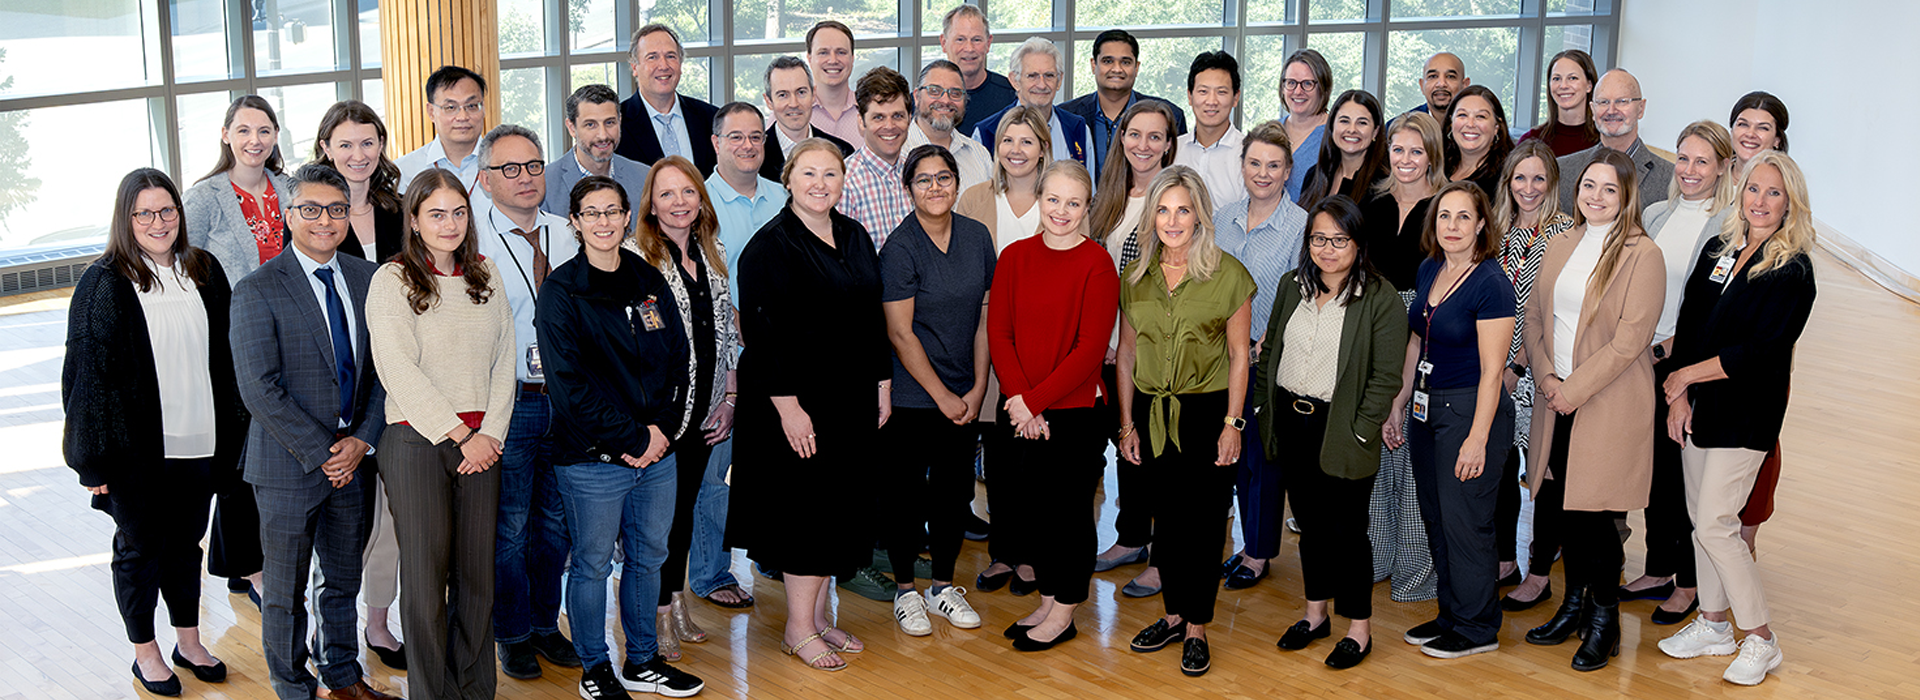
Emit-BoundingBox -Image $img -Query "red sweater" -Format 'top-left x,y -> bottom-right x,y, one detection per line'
988,236 -> 1119,413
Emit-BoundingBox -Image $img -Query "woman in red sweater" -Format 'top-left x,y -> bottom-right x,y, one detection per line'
988,160 -> 1120,653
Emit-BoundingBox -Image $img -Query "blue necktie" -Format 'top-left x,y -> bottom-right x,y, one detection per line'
657,113 -> 681,159
314,267 -> 357,427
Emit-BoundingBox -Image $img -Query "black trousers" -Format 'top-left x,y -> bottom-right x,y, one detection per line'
207,458 -> 263,579
102,458 -> 215,643
1540,412 -> 1625,607
1496,448 -> 1522,562
1527,455 -> 1566,578
1643,362 -> 1696,586
1276,394 -> 1375,620
1409,386 -> 1512,645
1141,391 -> 1235,624
883,407 -> 979,583
381,425 -> 501,700
996,406 -> 1105,604
659,435 -> 712,604
982,393 -> 1020,566
1107,366 -> 1155,549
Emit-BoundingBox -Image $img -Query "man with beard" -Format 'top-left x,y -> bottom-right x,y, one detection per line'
904,60 -> 993,192
543,84 -> 652,216
1061,29 -> 1187,179
1555,69 -> 1672,210
1411,52 -> 1468,116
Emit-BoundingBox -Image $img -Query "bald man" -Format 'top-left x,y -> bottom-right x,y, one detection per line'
1412,52 -> 1468,115
1555,69 -> 1673,210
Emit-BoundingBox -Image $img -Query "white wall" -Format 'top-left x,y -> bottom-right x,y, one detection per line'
1620,0 -> 1920,276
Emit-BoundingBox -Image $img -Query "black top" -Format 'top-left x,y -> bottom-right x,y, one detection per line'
958,71 -> 1018,138
617,92 -> 720,176
665,238 -> 718,427
736,205 -> 890,399
879,212 -> 996,408
1362,193 -> 1434,292
339,205 -> 405,264
1408,258 -> 1515,390
760,124 -> 856,183
536,249 -> 690,466
1669,244 -> 1816,451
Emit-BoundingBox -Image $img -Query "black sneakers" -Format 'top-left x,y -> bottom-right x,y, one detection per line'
533,630 -> 583,667
621,656 -> 706,697
579,662 -> 631,700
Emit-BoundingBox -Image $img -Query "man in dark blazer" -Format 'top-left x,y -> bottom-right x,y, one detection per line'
760,55 -> 856,182
1059,29 -> 1187,178
616,23 -> 719,176
231,163 -> 394,700
1557,68 -> 1673,211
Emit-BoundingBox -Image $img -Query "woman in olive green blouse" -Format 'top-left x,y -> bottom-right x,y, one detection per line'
1115,165 -> 1256,678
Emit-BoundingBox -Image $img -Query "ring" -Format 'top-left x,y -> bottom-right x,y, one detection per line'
807,433 -> 815,439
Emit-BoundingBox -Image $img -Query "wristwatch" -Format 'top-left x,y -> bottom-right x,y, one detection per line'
1651,345 -> 1668,361
1507,362 -> 1527,378
1224,415 -> 1246,431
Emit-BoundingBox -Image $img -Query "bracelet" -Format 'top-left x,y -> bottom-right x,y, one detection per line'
723,399 -> 736,407
724,391 -> 739,398
456,428 -> 477,446
1117,424 -> 1135,439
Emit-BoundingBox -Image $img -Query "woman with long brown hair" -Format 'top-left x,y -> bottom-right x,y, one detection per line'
1298,90 -> 1387,211
1093,100 -> 1180,269
315,100 -> 407,263
1520,49 -> 1600,156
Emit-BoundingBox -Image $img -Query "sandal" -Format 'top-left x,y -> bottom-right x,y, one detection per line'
780,631 -> 847,672
702,583 -> 755,609
820,627 -> 864,654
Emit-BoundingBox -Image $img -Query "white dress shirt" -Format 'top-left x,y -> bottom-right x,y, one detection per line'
397,137 -> 481,193
137,260 -> 217,457
1173,126 -> 1248,212
475,204 -> 580,383
292,247 -> 359,429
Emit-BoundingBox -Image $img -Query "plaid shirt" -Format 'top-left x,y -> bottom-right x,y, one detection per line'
839,147 -> 914,251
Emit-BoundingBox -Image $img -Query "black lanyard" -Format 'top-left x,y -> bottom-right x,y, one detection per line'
491,206 -> 547,301
1417,263 -> 1474,390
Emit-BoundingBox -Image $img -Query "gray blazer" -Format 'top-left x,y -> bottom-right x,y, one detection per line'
230,247 -> 386,490
1556,139 -> 1674,214
184,169 -> 296,282
1643,198 -> 1735,270
540,150 -> 651,217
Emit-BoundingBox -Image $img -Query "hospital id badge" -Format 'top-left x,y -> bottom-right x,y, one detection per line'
636,297 -> 666,332
526,343 -> 545,380
1411,390 -> 1431,423
1709,255 -> 1737,284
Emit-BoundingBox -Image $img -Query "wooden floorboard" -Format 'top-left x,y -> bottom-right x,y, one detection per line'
2,248 -> 1915,698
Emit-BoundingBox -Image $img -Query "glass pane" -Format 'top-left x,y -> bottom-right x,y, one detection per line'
1,0 -> 159,96
637,0 -> 711,45
570,0 -> 616,52
732,52 -> 787,107
171,0 -> 234,81
255,0 -> 342,74
1387,27 -> 1518,116
1309,0 -> 1367,22
920,0 -> 949,36
361,78 -> 384,117
177,91 -> 235,185
0,99 -> 161,252
1536,24 -> 1595,130
1077,0 -> 1222,28
1390,0 -> 1522,19
989,0 -> 1051,32
732,0 -> 899,42
359,0 -> 380,68
571,62 -> 622,94
259,83 -> 345,169
1070,36 -> 1220,129
1548,0 -> 1607,16
1245,0 -> 1293,24
500,67 -> 550,147
500,0 -> 549,58
682,56 -> 712,104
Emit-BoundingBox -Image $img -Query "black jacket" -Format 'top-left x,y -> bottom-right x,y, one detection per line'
760,124 -> 856,183
62,254 -> 250,487
1670,244 -> 1816,451
339,205 -> 405,264
537,248 -> 691,466
618,92 -> 720,177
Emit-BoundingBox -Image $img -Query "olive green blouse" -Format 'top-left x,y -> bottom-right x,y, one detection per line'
1121,250 -> 1257,456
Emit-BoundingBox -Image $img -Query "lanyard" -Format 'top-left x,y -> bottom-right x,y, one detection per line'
492,206 -> 546,302
1417,263 -> 1474,390
1501,224 -> 1543,287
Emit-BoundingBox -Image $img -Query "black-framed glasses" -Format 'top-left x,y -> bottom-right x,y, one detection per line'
131,206 -> 180,225
486,160 -> 546,179
917,85 -> 965,100
910,172 -> 956,190
1309,234 -> 1352,249
290,203 -> 351,220
574,207 -> 627,223
1283,79 -> 1320,92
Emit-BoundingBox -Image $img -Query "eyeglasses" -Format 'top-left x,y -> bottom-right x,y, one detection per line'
917,85 -> 965,100
436,101 -> 485,115
721,131 -> 767,147
486,160 -> 546,179
1019,71 -> 1061,85
910,172 -> 956,190
1283,79 -> 1320,92
1308,234 -> 1352,249
290,203 -> 351,220
574,207 -> 627,223
1591,96 -> 1644,110
131,206 -> 180,225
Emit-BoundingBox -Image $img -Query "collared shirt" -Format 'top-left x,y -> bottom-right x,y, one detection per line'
645,94 -> 695,162
706,170 -> 788,296
775,126 -> 803,158
839,147 -> 914,250
1087,92 -> 1139,178
541,149 -> 652,217
1277,292 -> 1348,401
292,248 -> 359,429
474,204 -> 579,383
1120,251 -> 1257,456
397,137 -> 481,192
1174,126 -> 1248,211
904,121 -> 994,193
812,94 -> 865,151
1213,196 -> 1308,341
972,107 -> 1091,169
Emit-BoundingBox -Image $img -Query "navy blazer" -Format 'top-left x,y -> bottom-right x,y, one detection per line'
972,104 -> 1091,166
618,92 -> 720,177
1059,91 -> 1188,135
230,247 -> 387,489
760,124 -> 856,183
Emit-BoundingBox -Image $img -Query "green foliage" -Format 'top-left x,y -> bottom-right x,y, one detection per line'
0,49 -> 42,231
1386,27 -> 1518,117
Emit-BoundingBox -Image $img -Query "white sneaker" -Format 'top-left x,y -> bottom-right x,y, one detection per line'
894,590 -> 933,636
1722,635 -> 1782,686
1658,618 -> 1737,659
928,586 -> 982,629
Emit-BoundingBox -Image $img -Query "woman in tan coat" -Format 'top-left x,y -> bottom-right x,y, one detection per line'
1516,149 -> 1664,672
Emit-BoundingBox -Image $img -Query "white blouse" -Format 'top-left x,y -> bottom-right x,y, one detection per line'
1102,194 -> 1148,271
1651,196 -> 1713,343
1552,220 -> 1611,378
994,191 -> 1040,255
136,261 -> 217,459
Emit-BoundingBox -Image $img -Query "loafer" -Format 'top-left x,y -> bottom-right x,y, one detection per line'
1120,575 -> 1161,598
1129,619 -> 1185,652
531,630 -> 581,667
1421,630 -> 1498,659
963,513 -> 991,541
498,639 -> 542,680
364,636 -> 406,671
1180,638 -> 1211,676
133,661 -> 182,697
1223,563 -> 1267,591
1403,619 -> 1444,645
1650,596 -> 1699,625
1501,581 -> 1553,612
975,565 -> 1014,592
1275,619 -> 1331,650
1008,572 -> 1039,597
1495,569 -> 1524,588
171,646 -> 227,682
1618,581 -> 1676,601
1093,547 -> 1150,573
318,681 -> 401,700
1219,553 -> 1244,578
837,566 -> 896,602
1011,622 -> 1078,652
1324,637 -> 1371,670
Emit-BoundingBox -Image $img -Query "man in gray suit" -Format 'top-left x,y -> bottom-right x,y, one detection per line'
542,84 -> 651,216
1557,69 -> 1674,211
231,163 -> 396,700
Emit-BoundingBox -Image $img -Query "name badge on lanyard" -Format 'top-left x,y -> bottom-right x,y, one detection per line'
1709,254 -> 1737,285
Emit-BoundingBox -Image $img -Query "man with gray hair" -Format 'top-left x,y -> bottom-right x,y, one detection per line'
472,123 -> 585,682
1555,68 -> 1672,210
543,84 -> 652,216
971,36 -> 1092,166
940,4 -> 1016,136
760,55 -> 856,182
617,23 -> 719,175
904,59 -> 993,192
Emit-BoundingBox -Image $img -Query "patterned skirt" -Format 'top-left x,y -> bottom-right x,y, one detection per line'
1370,289 -> 1436,602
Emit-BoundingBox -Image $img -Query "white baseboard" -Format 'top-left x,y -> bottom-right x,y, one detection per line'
1815,217 -> 1920,304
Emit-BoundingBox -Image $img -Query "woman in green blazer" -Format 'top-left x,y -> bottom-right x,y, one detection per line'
1254,195 -> 1408,670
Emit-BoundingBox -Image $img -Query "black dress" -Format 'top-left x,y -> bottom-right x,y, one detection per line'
729,205 -> 889,576
1362,192 -> 1434,293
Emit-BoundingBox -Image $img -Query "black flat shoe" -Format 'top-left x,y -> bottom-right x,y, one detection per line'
1223,563 -> 1267,591
133,662 -> 182,697
1275,619 -> 1331,650
1324,637 -> 1372,670
1129,619 -> 1185,653
1618,581 -> 1676,601
1650,597 -> 1699,625
1501,581 -> 1553,612
1003,621 -> 1034,640
1180,638 -> 1211,676
1495,569 -> 1523,588
1012,623 -> 1077,652
366,636 -> 407,671
226,577 -> 252,594
1219,553 -> 1244,578
171,647 -> 227,682
247,586 -> 262,612
1008,573 -> 1039,596
975,565 -> 1013,593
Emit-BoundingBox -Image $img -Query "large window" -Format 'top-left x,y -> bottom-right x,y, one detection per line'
0,0 -> 1614,256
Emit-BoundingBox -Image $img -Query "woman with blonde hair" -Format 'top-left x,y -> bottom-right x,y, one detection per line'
1657,151 -> 1816,687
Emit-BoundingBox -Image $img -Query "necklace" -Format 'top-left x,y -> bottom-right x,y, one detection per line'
1160,259 -> 1187,268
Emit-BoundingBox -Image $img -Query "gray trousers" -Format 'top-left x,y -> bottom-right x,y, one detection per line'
1409,385 -> 1514,646
382,424 -> 503,700
255,473 -> 372,699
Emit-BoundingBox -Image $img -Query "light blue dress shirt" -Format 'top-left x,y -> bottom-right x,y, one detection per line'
1214,195 -> 1309,341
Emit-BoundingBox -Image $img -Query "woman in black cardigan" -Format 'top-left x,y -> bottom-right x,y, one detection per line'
63,168 -> 249,696
1656,151 -> 1815,687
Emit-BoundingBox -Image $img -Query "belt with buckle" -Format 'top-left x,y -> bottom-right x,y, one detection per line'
520,382 -> 547,395
1290,394 -> 1329,415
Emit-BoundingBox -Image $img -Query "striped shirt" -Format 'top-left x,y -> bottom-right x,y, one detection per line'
1497,212 -> 1575,367
839,147 -> 914,251
1214,196 -> 1309,341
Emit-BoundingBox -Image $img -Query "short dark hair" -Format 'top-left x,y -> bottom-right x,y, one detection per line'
1091,29 -> 1139,60
1187,51 -> 1241,94
425,65 -> 486,103
855,66 -> 914,118
713,101 -> 764,133
1421,180 -> 1500,263
1296,194 -> 1376,304
919,59 -> 962,83
287,162 -> 351,202
1730,90 -> 1790,153
565,84 -> 619,124
806,20 -> 854,53
901,144 -> 960,191
765,55 -> 812,92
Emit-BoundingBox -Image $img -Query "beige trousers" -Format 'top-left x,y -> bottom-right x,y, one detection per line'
1682,439 -> 1771,629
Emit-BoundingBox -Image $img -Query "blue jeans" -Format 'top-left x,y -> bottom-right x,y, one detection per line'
687,437 -> 740,596
556,454 -> 678,668
493,392 -> 570,643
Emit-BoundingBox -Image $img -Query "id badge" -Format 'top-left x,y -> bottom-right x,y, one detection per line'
1709,255 -> 1737,284
636,297 -> 666,332
1411,390 -> 1431,423
526,343 -> 545,380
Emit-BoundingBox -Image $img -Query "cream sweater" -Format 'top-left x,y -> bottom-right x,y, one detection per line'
366,260 -> 519,443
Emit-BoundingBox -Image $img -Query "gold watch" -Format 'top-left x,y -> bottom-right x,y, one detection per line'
1224,415 -> 1246,431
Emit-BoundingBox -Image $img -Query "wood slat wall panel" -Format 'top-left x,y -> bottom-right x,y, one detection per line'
379,0 -> 499,156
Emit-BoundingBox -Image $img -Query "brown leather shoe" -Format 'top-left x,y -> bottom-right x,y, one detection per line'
317,681 -> 400,700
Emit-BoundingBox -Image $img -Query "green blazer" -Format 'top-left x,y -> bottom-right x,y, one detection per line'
1254,272 -> 1408,479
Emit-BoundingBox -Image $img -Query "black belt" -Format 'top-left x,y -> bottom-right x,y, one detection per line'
1284,391 -> 1329,415
520,382 -> 547,395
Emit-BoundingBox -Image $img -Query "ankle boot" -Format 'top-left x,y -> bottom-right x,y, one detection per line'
669,592 -> 708,643
1571,602 -> 1621,671
1525,586 -> 1589,645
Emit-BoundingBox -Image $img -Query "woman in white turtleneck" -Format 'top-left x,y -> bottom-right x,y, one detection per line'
1618,120 -> 1737,624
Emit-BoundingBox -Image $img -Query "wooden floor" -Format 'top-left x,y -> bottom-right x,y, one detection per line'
3,249 -> 1916,699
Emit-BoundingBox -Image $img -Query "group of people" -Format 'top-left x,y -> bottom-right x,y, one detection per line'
62,6 -> 1817,699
